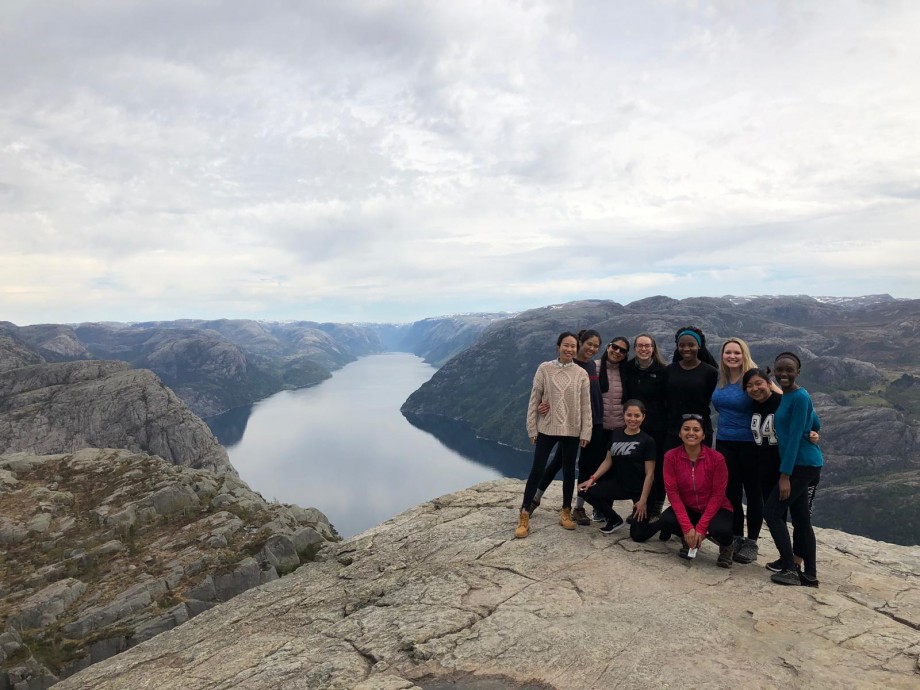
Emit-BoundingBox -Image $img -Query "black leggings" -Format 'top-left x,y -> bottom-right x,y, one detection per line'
631,506 -> 734,547
719,439 -> 762,539
538,425 -> 607,498
761,460 -> 820,558
764,465 -> 822,577
522,434 -> 580,511
580,479 -> 652,542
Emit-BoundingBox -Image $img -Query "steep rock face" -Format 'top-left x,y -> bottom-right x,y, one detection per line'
0,448 -> 338,688
55,480 -> 920,690
0,361 -> 234,475
0,336 -> 44,373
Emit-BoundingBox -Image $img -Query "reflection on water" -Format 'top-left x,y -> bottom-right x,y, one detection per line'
402,413 -> 530,480
208,405 -> 253,447
206,354 -> 512,538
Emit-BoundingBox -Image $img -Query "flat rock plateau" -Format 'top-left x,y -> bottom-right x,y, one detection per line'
55,480 -> 919,690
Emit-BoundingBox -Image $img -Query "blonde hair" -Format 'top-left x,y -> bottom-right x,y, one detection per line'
719,337 -> 757,386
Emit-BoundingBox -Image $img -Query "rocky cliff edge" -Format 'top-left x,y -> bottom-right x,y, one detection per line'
54,479 -> 919,689
1,448 -> 338,689
0,360 -> 233,476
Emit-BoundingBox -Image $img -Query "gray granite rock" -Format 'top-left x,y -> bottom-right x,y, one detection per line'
0,360 -> 234,475
53,480 -> 920,690
1,448 -> 338,688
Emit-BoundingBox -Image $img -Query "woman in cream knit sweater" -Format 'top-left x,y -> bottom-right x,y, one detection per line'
516,331 -> 592,538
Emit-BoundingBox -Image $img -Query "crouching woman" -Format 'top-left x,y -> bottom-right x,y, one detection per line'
658,414 -> 735,567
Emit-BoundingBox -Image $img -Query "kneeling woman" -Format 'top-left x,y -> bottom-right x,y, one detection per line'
516,332 -> 592,538
576,400 -> 656,537
658,415 -> 735,567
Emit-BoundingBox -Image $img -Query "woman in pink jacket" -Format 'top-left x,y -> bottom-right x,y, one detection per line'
658,414 -> 735,567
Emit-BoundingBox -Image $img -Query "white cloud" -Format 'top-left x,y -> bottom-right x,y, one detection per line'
1,0 -> 918,324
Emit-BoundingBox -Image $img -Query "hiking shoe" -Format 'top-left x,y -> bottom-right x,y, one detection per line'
571,507 -> 592,526
798,571 -> 820,588
717,542 -> 734,569
591,509 -> 605,522
528,496 -> 541,514
600,515 -> 625,534
733,538 -> 758,564
678,539 -> 691,559
771,569 -> 801,586
559,508 -> 577,530
514,510 -> 530,539
765,559 -> 783,573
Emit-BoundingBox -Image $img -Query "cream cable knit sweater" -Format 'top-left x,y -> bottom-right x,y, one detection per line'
526,360 -> 593,441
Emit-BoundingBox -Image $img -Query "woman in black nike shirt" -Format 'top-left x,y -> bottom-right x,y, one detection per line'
576,399 -> 656,540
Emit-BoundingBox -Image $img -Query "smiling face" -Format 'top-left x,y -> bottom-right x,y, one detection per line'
623,405 -> 645,432
558,335 -> 578,363
679,418 -> 704,448
634,336 -> 654,363
721,341 -> 744,372
774,356 -> 800,392
578,336 -> 601,361
607,339 -> 629,363
745,374 -> 773,403
677,334 -> 700,363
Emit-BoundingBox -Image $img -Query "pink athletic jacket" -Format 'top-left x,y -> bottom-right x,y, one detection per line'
662,445 -> 732,538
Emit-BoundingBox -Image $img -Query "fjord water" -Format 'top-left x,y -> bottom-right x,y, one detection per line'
207,353 -> 528,538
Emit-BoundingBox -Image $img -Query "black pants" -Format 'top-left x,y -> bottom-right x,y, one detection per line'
581,479 -> 654,542
718,439 -> 762,540
761,461 -> 820,559
538,425 -> 607,500
631,506 -> 734,547
522,434 -> 580,511
764,465 -> 822,577
644,428 -> 667,506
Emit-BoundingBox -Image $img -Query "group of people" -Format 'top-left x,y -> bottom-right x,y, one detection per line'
516,326 -> 825,588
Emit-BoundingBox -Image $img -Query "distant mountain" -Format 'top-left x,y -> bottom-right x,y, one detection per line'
0,314 -> 503,419
402,295 -> 920,545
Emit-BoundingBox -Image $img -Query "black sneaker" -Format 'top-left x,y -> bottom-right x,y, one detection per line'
770,569 -> 801,586
600,515 -> 625,534
798,571 -> 820,588
765,559 -> 783,573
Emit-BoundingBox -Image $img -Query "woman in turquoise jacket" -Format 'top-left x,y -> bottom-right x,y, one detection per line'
763,352 -> 824,588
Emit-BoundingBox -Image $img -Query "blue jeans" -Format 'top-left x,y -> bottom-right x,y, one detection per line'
764,465 -> 822,577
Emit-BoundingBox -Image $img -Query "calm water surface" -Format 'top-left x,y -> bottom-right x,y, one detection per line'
207,353 -> 524,538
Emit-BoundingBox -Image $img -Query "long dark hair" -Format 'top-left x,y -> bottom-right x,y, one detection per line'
599,335 -> 629,392
671,325 -> 717,367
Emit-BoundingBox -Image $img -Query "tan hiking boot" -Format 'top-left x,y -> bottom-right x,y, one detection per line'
515,510 -> 530,539
559,507 -> 576,530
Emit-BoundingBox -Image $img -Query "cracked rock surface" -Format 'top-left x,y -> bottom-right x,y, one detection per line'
1,448 -> 338,688
57,479 -> 919,689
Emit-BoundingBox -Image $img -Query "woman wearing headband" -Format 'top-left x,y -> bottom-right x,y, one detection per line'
664,326 -> 718,452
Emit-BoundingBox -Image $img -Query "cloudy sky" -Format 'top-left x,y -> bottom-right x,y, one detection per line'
2,0 -> 918,325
